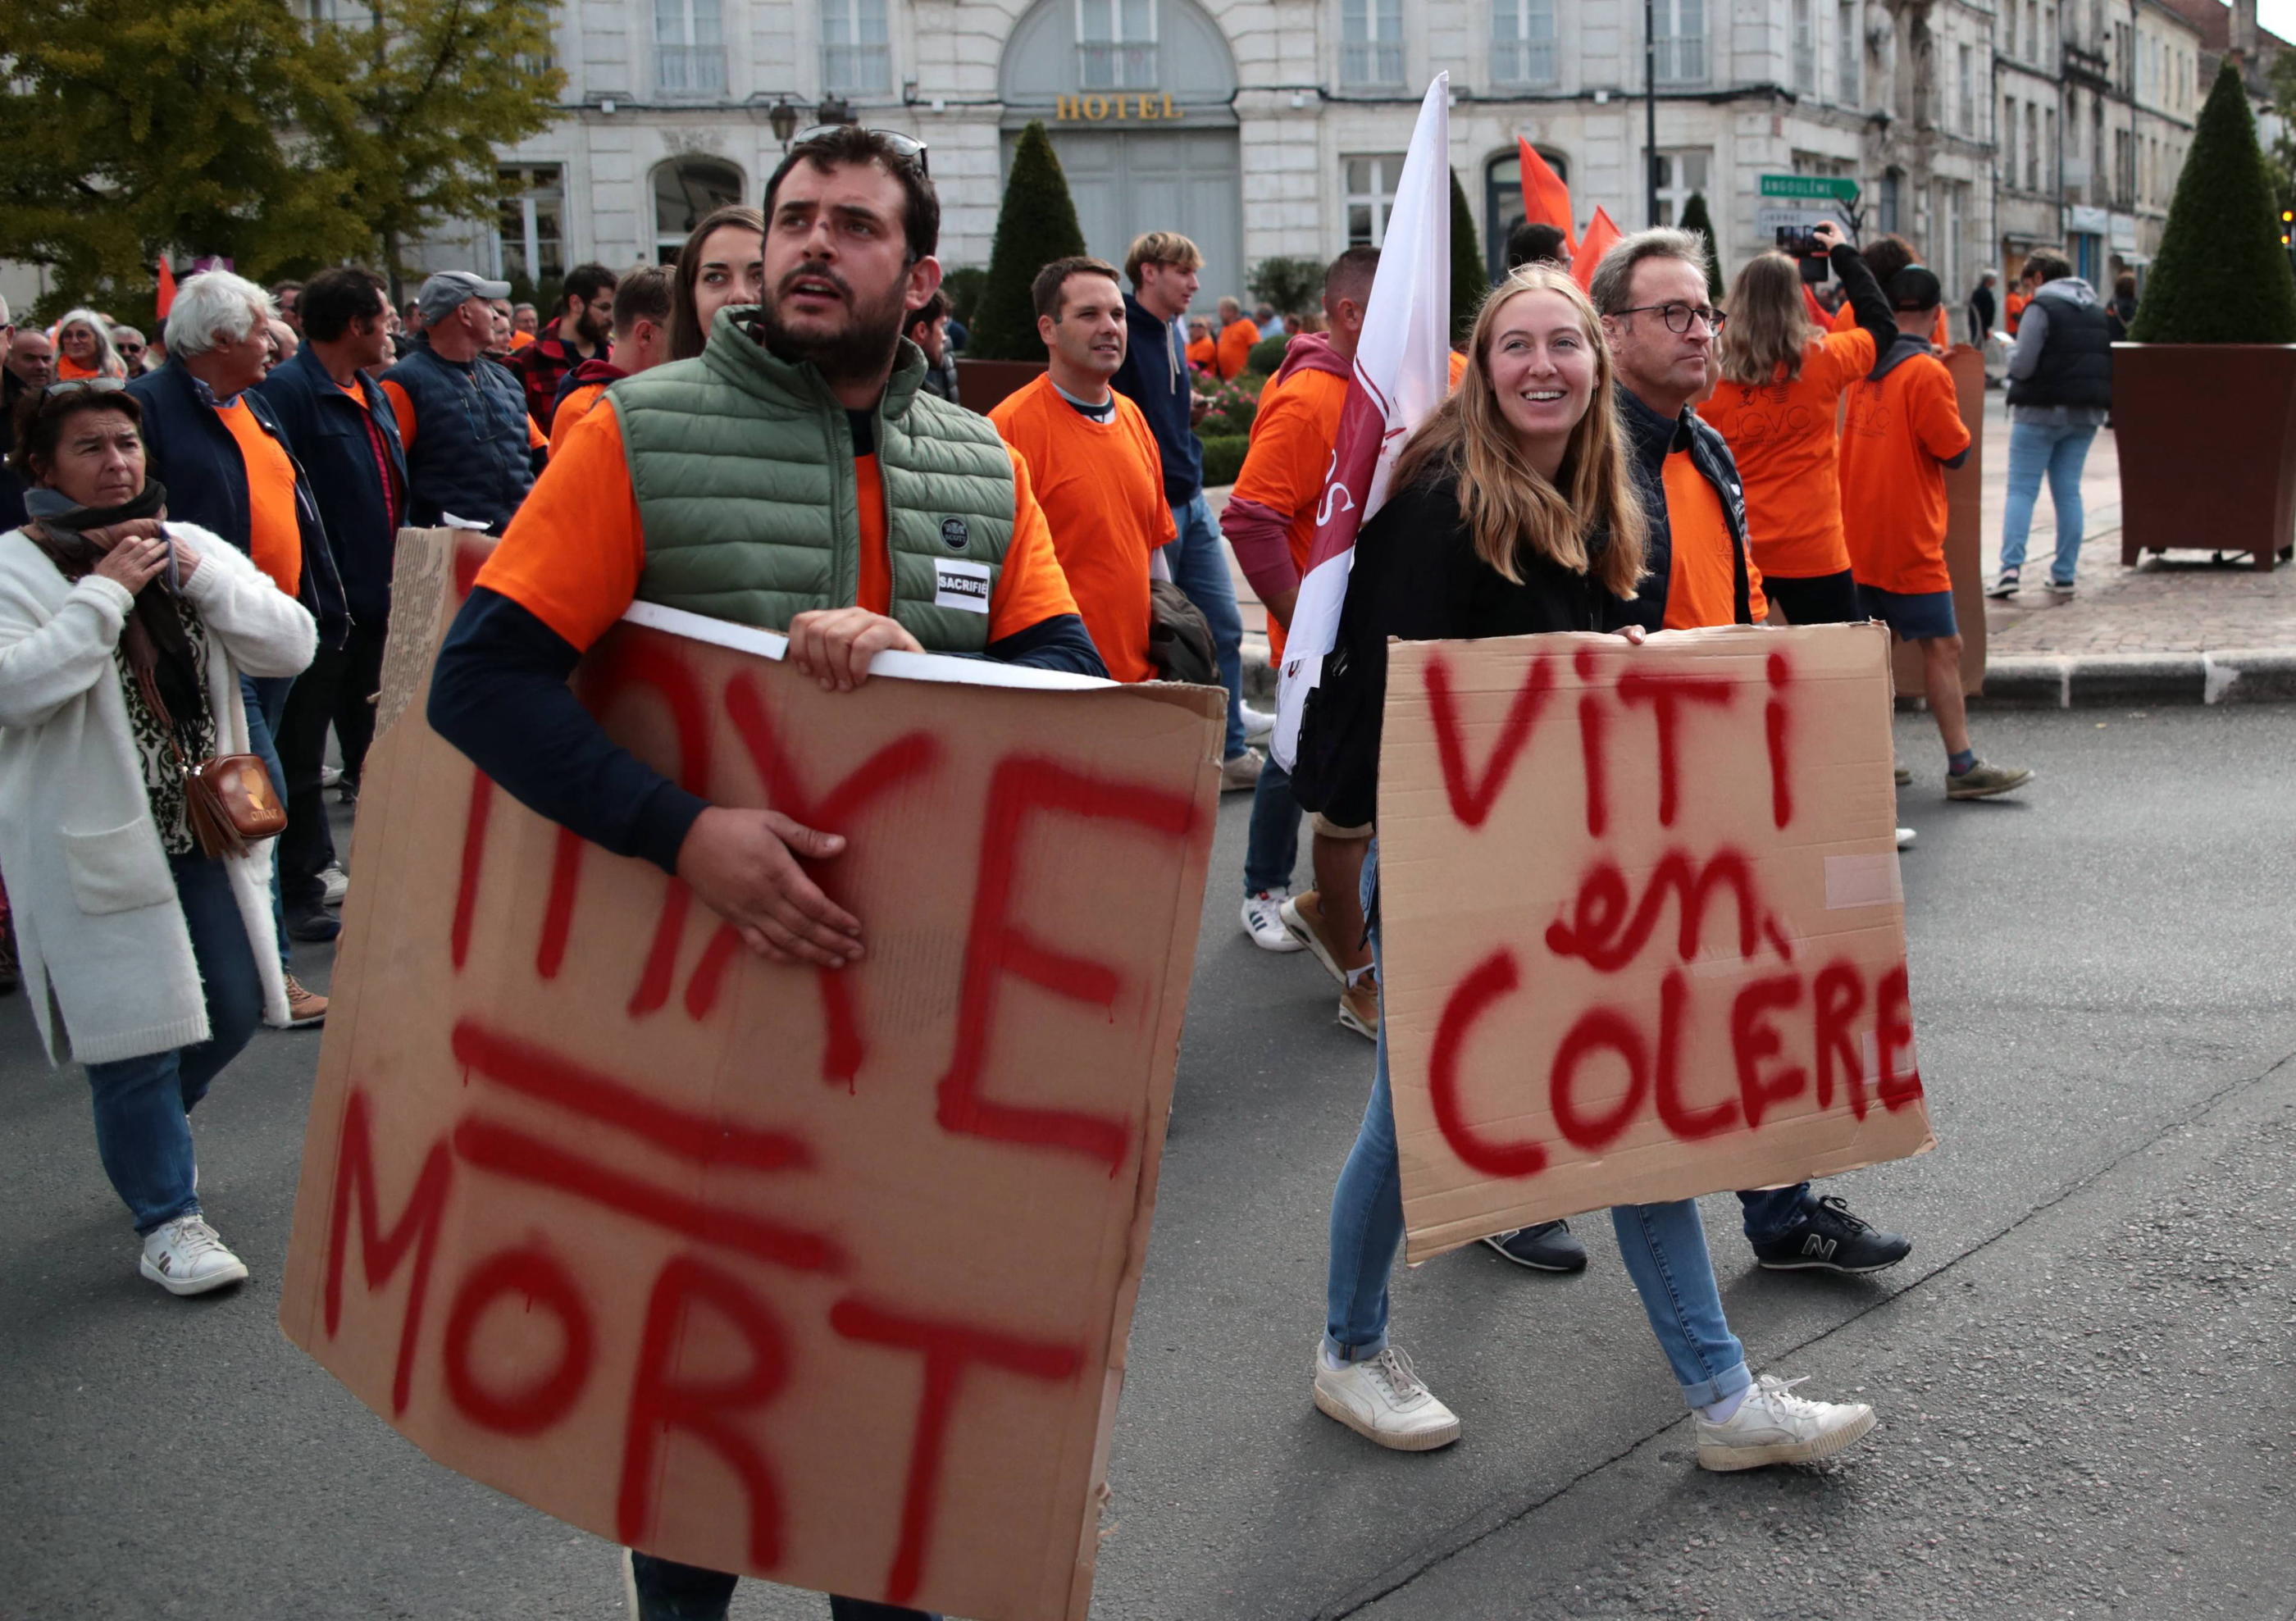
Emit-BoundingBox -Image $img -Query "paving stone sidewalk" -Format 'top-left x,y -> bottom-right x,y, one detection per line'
1214,390 -> 2294,707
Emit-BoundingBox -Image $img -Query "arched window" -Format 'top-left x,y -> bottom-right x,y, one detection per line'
1484,148 -> 1569,280
654,157 -> 747,262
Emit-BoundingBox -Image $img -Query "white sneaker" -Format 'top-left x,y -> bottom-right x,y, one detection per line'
1312,1345 -> 1461,1450
1241,887 -> 1303,951
1240,702 -> 1276,744
321,863 -> 350,907
1695,1374 -> 1876,1471
1894,826 -> 1916,850
320,764 -> 343,789
139,1214 -> 249,1296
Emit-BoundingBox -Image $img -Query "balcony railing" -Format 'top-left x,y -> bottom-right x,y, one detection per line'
1654,34 -> 1707,84
824,42 -> 891,94
1342,41 -> 1405,86
656,43 -> 726,97
1492,37 -> 1559,87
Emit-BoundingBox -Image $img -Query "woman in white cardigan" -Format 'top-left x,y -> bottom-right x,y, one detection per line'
0,382 -> 315,1295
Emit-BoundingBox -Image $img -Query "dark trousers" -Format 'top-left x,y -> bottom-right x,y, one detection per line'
627,1554 -> 939,1621
275,646 -> 344,912
333,612 -> 390,786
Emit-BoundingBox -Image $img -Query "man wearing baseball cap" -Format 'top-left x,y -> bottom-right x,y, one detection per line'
377,271 -> 548,531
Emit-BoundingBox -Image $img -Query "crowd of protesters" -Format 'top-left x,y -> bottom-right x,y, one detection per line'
0,112 -> 2117,1621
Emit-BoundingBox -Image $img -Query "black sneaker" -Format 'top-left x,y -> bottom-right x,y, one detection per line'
285,904 -> 342,943
1481,1219 -> 1588,1273
337,777 -> 359,807
1985,567 -> 2020,599
1751,1195 -> 1911,1274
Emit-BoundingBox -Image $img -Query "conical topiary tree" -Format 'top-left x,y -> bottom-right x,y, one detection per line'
969,121 -> 1090,360
2129,61 -> 2296,343
1449,167 -> 1487,344
1679,190 -> 1726,302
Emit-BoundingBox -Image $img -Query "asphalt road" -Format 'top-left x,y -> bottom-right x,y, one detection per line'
5,706 -> 2294,1621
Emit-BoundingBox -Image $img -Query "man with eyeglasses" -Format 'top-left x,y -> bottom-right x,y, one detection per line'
1490,227 -> 1916,1285
428,120 -> 1097,1621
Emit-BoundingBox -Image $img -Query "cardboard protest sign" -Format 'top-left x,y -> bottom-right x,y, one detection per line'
1375,623 -> 1934,1264
279,529 -> 1224,1620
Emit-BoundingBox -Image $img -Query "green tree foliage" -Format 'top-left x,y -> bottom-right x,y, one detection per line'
970,122 -> 1089,361
0,0 -> 563,320
1679,191 -> 1726,301
1246,332 -> 1291,374
1450,168 -> 1487,344
2130,61 -> 2296,344
1247,256 -> 1324,317
941,266 -> 990,327
298,0 -> 567,297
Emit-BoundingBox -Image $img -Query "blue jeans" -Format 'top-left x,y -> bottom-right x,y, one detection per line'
1243,753 -> 1301,895
1736,1185 -> 1819,1241
1323,844 -> 1752,1409
626,1554 -> 938,1621
1165,491 -> 1246,760
239,672 -> 294,976
84,853 -> 264,1233
1999,418 -> 2099,585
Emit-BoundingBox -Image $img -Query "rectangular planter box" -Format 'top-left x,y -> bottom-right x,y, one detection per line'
2112,343 -> 2296,571
955,357 -> 1048,415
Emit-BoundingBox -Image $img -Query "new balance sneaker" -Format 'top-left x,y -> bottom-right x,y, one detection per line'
2046,576 -> 2076,599
1239,703 -> 1277,744
1985,567 -> 2020,599
1946,759 -> 2033,800
321,863 -> 350,907
1696,1374 -> 1877,1471
1480,1219 -> 1588,1273
1280,890 -> 1349,986
1750,1195 -> 1911,1274
139,1214 -> 249,1296
1337,971 -> 1379,1042
272,975 -> 328,1030
1219,750 -> 1264,792
1241,887 -> 1304,953
1312,1346 -> 1461,1451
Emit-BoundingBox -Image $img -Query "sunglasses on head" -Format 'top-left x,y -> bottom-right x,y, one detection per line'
790,125 -> 929,175
46,377 -> 127,396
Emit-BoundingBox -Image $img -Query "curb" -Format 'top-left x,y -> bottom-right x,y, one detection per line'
1237,645 -> 2296,709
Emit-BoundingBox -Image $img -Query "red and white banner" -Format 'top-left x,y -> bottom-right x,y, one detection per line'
1269,74 -> 1457,772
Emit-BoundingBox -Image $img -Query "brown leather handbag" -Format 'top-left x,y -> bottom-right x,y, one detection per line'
134,666 -> 286,859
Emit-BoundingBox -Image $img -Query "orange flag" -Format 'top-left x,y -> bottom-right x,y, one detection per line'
156,258 -> 177,319
1515,139 -> 1578,254
1572,207 -> 1623,293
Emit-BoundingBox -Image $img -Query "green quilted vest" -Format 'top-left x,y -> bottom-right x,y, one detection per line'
613,311 -> 1015,650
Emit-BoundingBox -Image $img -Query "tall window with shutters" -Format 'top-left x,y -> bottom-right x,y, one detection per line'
1342,0 -> 1405,88
655,0 -> 725,97
1492,0 -> 1558,89
822,0 -> 892,95
1793,0 -> 1816,93
1652,0 -> 1707,84
1078,0 -> 1157,90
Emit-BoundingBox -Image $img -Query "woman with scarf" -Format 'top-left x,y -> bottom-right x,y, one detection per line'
0,382 -> 315,1295
53,308 -> 130,382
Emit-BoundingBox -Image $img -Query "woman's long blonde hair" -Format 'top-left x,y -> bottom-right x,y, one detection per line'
1716,253 -> 1820,385
1391,265 -> 1645,599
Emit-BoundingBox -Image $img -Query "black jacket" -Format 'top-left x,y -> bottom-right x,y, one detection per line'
1298,469 -> 1617,828
1609,383 -> 1753,634
1110,293 -> 1203,502
126,359 -> 351,649
257,345 -> 408,626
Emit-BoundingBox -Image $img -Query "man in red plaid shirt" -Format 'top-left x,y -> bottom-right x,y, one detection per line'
508,262 -> 617,434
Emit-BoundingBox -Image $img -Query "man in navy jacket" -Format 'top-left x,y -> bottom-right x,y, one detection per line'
258,267 -> 408,939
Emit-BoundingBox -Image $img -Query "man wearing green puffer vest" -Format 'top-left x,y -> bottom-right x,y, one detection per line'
427,124 -> 1101,1621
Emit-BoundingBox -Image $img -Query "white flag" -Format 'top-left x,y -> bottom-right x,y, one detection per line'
1270,73 -> 1456,772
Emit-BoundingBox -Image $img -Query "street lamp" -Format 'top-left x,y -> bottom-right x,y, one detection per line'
816,93 -> 855,128
768,97 -> 799,150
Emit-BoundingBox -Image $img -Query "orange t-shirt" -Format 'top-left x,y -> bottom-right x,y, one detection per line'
510,330 -> 536,351
1230,367 -> 1347,664
549,381 -> 608,454
1660,451 -> 1742,631
216,398 -> 301,596
2004,291 -> 2029,334
987,376 -> 1174,683
56,354 -> 102,381
1696,329 -> 1876,580
1832,299 -> 1951,352
476,399 -> 1078,655
1186,337 -> 1216,372
1215,319 -> 1260,380
1838,353 -> 1970,596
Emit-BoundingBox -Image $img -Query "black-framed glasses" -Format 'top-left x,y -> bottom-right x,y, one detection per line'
45,377 -> 127,395
790,125 -> 929,175
1615,302 -> 1727,335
